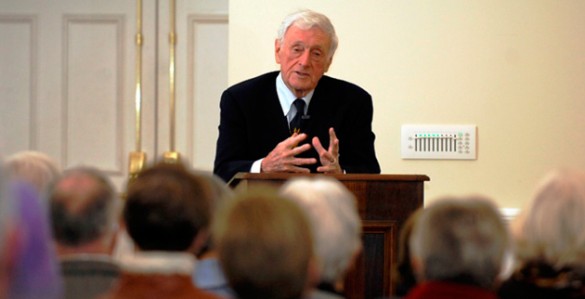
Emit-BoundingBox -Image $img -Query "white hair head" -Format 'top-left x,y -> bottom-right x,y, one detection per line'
280,176 -> 361,283
276,9 -> 338,59
409,196 -> 509,289
515,168 -> 585,267
5,151 -> 61,197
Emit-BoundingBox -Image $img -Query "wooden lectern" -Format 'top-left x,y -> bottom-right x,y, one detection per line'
228,173 -> 430,299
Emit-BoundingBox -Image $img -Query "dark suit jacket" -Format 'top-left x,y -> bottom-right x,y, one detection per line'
213,71 -> 380,182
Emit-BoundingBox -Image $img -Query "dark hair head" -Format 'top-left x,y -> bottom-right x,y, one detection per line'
124,162 -> 213,251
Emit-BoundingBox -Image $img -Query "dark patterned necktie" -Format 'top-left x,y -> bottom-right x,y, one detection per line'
289,98 -> 305,134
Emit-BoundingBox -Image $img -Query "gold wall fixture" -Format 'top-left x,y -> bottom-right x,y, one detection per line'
128,0 -> 147,182
163,0 -> 181,164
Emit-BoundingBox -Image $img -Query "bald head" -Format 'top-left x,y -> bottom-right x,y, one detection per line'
49,166 -> 118,248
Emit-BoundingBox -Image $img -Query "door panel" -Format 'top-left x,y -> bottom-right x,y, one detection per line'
156,1 -> 228,172
0,0 -> 228,189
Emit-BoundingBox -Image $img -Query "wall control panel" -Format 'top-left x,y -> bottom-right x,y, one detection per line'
401,124 -> 477,160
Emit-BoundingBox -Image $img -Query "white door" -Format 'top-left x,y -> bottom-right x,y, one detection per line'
155,0 -> 229,172
0,0 -> 228,190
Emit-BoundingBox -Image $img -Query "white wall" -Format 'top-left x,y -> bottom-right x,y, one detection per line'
228,0 -> 585,209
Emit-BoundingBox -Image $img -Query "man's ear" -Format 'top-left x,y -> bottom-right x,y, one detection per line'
113,222 -> 140,254
410,255 -> 424,282
274,39 -> 282,64
345,244 -> 362,275
103,217 -> 125,254
189,228 -> 210,255
323,56 -> 333,73
306,257 -> 321,289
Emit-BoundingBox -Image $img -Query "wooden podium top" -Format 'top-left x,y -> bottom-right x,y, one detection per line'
228,172 -> 430,187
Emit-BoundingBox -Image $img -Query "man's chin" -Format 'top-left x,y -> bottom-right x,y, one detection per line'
290,82 -> 315,93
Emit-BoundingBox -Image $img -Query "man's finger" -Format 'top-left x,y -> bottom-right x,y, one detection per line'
312,136 -> 326,155
292,157 -> 317,166
289,133 -> 308,146
328,128 -> 340,157
292,143 -> 312,156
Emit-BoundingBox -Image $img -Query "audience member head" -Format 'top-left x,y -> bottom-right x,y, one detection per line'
280,176 -> 361,290
213,186 -> 316,299
192,170 -> 234,258
124,162 -> 213,253
49,166 -> 119,255
514,168 -> 585,268
192,170 -> 233,218
5,151 -> 61,198
409,196 -> 510,290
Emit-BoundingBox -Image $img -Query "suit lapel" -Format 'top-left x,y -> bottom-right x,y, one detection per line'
251,75 -> 291,144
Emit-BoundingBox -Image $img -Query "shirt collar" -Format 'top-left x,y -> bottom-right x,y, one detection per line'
120,251 -> 195,275
276,72 -> 314,117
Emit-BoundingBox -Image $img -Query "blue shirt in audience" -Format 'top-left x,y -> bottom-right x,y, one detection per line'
194,258 -> 236,298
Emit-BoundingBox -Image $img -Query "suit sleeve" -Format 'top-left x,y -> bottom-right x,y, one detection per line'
213,89 -> 255,182
338,93 -> 381,174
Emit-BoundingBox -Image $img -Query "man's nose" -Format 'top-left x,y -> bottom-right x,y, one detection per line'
298,50 -> 311,66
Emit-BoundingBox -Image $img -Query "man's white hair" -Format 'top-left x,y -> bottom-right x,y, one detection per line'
276,9 -> 339,59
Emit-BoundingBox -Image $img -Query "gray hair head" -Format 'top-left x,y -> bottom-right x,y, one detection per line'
409,196 -> 509,289
515,168 -> 585,267
276,9 -> 339,59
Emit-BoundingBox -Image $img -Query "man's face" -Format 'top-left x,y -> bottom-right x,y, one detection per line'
275,25 -> 333,97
